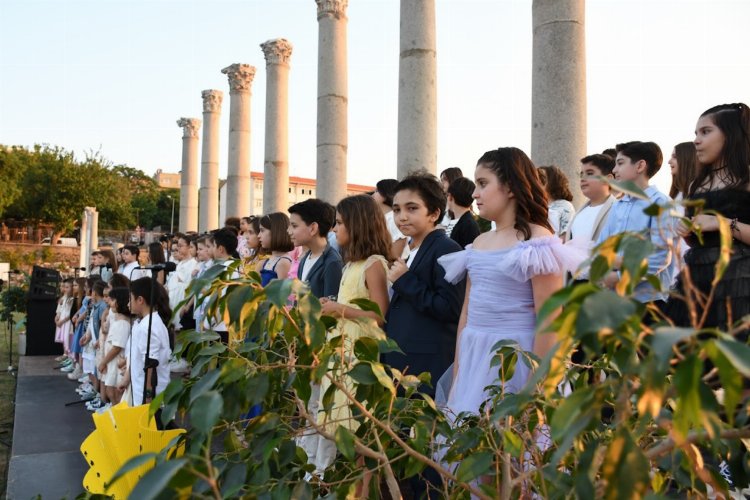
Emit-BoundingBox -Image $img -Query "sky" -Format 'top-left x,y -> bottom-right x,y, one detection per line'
1,0 -> 749,195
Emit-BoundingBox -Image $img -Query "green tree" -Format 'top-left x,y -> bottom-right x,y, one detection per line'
0,146 -> 30,217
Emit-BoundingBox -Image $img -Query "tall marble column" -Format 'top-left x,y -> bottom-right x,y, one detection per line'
176,117 -> 201,233
261,38 -> 293,214
315,0 -> 348,204
397,0 -> 437,178
531,0 -> 586,206
221,63 -> 256,219
200,90 -> 223,232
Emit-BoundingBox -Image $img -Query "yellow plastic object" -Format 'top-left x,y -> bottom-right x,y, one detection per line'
80,402 -> 186,498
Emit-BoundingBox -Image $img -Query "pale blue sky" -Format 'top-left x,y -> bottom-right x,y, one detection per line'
1,0 -> 749,194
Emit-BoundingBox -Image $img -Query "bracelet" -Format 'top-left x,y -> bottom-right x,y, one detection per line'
730,217 -> 739,237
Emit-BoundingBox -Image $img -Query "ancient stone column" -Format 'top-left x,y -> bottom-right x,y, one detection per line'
531,0 -> 587,206
221,63 -> 256,219
199,90 -> 223,232
79,208 -> 89,272
397,0 -> 437,178
176,117 -> 202,233
261,38 -> 293,213
315,0 -> 348,204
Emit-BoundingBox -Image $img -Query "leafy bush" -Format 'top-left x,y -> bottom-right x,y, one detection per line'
123,193 -> 749,499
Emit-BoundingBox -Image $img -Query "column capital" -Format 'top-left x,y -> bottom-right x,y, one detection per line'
221,63 -> 256,93
177,118 -> 201,138
260,38 -> 293,66
316,0 -> 348,20
201,90 -> 223,113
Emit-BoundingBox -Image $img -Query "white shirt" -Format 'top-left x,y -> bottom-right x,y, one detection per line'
119,261 -> 143,281
300,253 -> 320,282
406,247 -> 419,268
167,257 -> 199,326
569,203 -> 605,243
130,312 -> 171,406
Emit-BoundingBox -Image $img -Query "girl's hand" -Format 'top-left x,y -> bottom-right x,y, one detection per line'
98,362 -> 107,374
387,259 -> 409,283
320,300 -> 343,318
691,214 -> 719,233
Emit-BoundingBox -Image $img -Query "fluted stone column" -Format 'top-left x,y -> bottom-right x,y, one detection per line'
200,90 -> 223,232
79,208 -> 89,272
261,38 -> 293,213
221,63 -> 256,219
397,0 -> 437,178
532,0 -> 586,206
176,117 -> 201,233
315,0 -> 348,204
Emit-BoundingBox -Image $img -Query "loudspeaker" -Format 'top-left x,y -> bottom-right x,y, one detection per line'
31,266 -> 61,285
25,299 -> 62,356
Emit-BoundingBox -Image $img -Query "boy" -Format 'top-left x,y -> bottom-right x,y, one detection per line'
204,228 -> 238,344
446,177 -> 481,249
288,199 -> 343,298
80,280 -> 108,410
566,154 -> 616,246
119,245 -> 142,280
597,141 -> 675,303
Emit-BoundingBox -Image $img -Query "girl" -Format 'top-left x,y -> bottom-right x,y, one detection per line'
439,167 -> 464,224
128,277 -> 172,406
166,233 -> 198,329
147,242 -> 167,284
670,103 -> 750,343
65,277 -> 94,380
242,216 -> 267,273
190,234 -> 214,332
437,147 -> 572,416
668,141 -> 699,203
257,213 -> 294,286
99,249 -> 117,283
539,165 -> 576,237
99,287 -> 130,406
384,173 -> 464,397
54,279 -> 74,361
301,195 -> 391,474
238,216 -> 253,259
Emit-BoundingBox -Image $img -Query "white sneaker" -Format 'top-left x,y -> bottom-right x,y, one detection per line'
67,366 -> 82,380
77,374 -> 89,383
95,403 -> 112,414
169,358 -> 190,373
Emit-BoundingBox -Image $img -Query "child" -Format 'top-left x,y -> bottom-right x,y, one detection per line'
437,147 -> 569,416
241,216 -> 266,273
191,234 -> 214,333
147,242 -> 167,284
206,228 -> 239,344
597,141 -> 675,303
669,103 -> 750,340
539,165 -> 576,237
668,142 -> 698,203
446,177 -> 481,248
129,277 -> 172,406
99,249 -> 117,283
99,287 -> 130,406
257,213 -> 294,286
384,173 -> 464,397
54,279 -> 74,360
118,245 -> 142,280
64,276 -> 95,380
301,195 -> 392,474
288,198 -> 343,298
166,233 -> 198,330
80,281 -> 108,410
372,179 -> 408,260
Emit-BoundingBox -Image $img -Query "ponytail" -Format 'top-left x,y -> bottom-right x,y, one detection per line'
130,277 -> 172,326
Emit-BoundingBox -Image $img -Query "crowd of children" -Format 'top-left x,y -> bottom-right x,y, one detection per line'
49,104 -> 749,490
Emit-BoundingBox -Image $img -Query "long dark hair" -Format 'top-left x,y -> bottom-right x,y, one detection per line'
73,277 -> 87,310
130,277 -> 171,326
259,213 -> 294,253
477,147 -> 552,240
109,287 -> 131,316
690,102 -> 750,196
336,195 -> 392,263
669,142 -> 698,198
538,165 -> 574,202
148,242 -> 166,265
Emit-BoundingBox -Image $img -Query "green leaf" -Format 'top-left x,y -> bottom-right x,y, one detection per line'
348,362 -> 377,385
189,368 -> 221,404
455,451 -> 494,483
651,327 -> 695,363
245,373 -> 270,405
707,342 -> 742,425
550,387 -> 594,441
291,482 -> 313,500
503,430 -> 523,458
576,291 -> 636,337
369,362 -> 396,395
106,452 -> 159,490
190,391 -> 223,434
128,458 -> 187,500
607,179 -> 649,200
349,297 -> 383,318
354,336 -> 379,361
264,279 -> 293,308
334,426 -> 356,460
601,429 -> 649,500
716,338 -> 750,378
673,355 -> 702,435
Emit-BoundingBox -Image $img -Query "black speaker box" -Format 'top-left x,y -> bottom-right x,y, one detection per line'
25,299 -> 63,356
31,266 -> 61,285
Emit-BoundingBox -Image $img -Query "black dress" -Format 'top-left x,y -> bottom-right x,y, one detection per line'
666,189 -> 750,342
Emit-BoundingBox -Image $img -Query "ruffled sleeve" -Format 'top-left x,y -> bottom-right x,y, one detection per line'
438,247 -> 470,284
499,236 -> 586,282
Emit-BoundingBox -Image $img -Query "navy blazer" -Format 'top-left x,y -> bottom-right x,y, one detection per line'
384,229 -> 464,396
297,244 -> 344,299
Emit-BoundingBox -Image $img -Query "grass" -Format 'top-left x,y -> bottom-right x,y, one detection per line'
0,313 -> 20,497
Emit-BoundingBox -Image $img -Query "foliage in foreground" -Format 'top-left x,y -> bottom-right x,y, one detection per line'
115,193 -> 749,499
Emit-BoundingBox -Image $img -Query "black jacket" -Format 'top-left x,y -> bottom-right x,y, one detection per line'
297,244 -> 344,299
384,229 -> 464,396
450,211 -> 481,249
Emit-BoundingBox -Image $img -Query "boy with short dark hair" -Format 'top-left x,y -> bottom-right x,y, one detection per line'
597,141 -> 675,303
446,177 -> 481,248
288,199 -> 343,299
119,245 -> 142,280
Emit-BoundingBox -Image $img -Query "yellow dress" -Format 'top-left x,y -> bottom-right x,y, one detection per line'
300,255 -> 388,474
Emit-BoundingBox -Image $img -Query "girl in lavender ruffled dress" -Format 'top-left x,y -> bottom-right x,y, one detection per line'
437,147 -> 582,416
